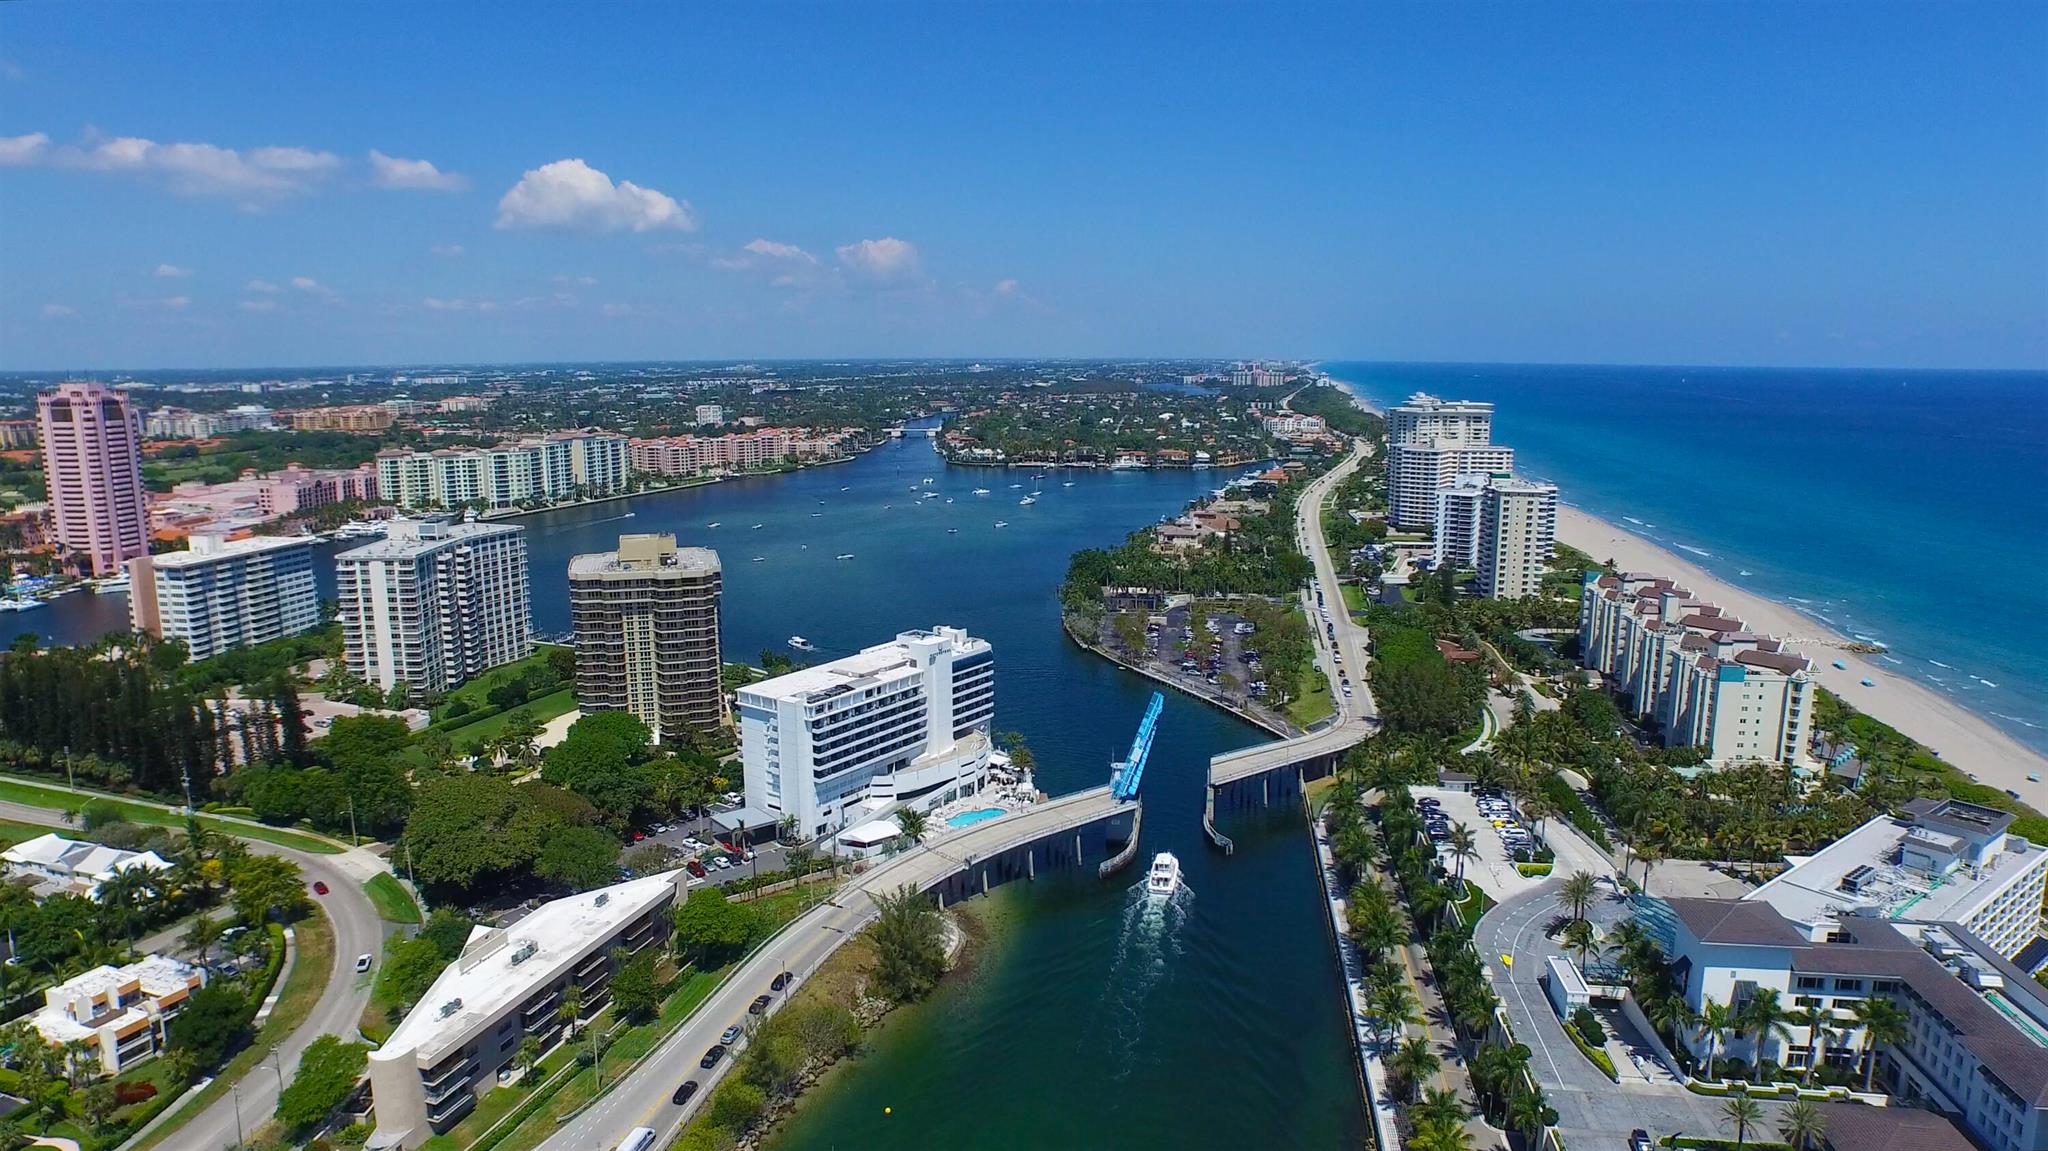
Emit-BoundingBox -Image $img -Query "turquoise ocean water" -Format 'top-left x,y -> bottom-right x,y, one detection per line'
1324,361 -> 2048,757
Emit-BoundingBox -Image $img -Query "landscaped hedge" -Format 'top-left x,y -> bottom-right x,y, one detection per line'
1540,774 -> 1613,852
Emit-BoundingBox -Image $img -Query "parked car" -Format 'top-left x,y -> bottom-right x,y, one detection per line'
770,971 -> 792,991
687,860 -> 707,878
673,1081 -> 700,1106
311,881 -> 329,895
1630,1130 -> 1653,1151
750,994 -> 773,1014
700,1045 -> 726,1068
720,1025 -> 743,1045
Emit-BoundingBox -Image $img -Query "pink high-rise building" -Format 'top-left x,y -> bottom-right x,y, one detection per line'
38,381 -> 149,577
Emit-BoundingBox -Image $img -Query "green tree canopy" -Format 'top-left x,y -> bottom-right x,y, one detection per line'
671,888 -> 760,965
535,826 -> 621,892
275,1035 -> 369,1131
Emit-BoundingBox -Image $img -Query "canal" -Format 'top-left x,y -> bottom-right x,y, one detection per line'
10,433 -> 1367,1149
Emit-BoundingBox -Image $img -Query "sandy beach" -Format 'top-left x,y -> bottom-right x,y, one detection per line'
1323,373 -> 2048,812
1557,505 -> 2048,811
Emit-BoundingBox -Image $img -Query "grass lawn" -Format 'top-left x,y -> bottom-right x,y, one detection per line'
134,910 -> 334,1151
1451,880 -> 1497,926
0,776 -> 342,853
406,689 -> 577,766
0,818 -> 56,848
1286,662 -> 1336,728
1339,583 -> 1366,613
436,646 -> 570,714
364,872 -> 421,924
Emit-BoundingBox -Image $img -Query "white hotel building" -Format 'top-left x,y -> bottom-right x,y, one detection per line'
126,533 -> 322,661
734,626 -> 996,841
336,519 -> 533,697
1579,570 -> 1817,768
1385,393 -> 1514,529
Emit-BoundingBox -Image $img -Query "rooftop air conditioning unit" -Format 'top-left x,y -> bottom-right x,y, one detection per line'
509,939 -> 537,966
437,997 -> 464,1019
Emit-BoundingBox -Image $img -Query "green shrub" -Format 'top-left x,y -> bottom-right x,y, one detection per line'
1572,1006 -> 1606,1046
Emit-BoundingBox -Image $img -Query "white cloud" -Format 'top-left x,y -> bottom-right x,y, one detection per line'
422,297 -> 500,312
994,278 -> 1019,296
745,238 -> 817,264
61,134 -> 341,199
368,149 -> 469,192
552,274 -> 598,287
0,132 -> 50,165
494,159 -> 695,233
155,263 -> 193,278
239,299 -> 281,313
39,303 -> 77,320
291,276 -> 337,300
431,243 -> 465,257
245,279 -> 282,294
600,303 -> 636,317
835,237 -> 921,282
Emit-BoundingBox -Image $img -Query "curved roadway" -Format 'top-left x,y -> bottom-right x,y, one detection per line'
1210,437 -> 1379,786
0,798 -> 390,1149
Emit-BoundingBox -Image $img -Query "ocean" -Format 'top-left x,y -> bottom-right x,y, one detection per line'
1323,361 -> 2048,756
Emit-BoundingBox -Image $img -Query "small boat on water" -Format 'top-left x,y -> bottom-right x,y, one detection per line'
0,597 -> 46,613
972,488 -> 991,496
789,636 -> 815,651
1009,483 -> 1022,489
92,574 -> 131,593
752,556 -> 765,562
946,528 -> 959,534
836,553 -> 855,560
1146,852 -> 1182,898
1063,481 -> 1075,487
1019,496 -> 1035,506
751,523 -> 765,530
706,521 -> 721,528
332,519 -> 388,539
811,512 -> 824,517
994,520 -> 1009,528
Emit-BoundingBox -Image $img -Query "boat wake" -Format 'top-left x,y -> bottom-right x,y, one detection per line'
1091,878 -> 1191,1072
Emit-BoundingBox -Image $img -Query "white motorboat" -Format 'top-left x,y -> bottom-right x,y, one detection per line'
1019,496 -> 1035,505
993,520 -> 1009,528
835,553 -> 855,560
332,519 -> 388,539
706,521 -> 721,528
1146,852 -> 1182,898
972,488 -> 991,495
91,573 -> 131,593
789,636 -> 816,651
0,597 -> 46,613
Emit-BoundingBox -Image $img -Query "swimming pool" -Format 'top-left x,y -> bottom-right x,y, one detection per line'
945,807 -> 1006,829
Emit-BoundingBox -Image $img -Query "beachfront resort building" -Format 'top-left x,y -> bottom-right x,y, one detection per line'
29,955 -> 205,1075
375,430 -> 631,511
1579,571 -> 1817,767
1433,473 -> 1558,600
2,832 -> 172,900
1743,798 -> 2048,962
336,519 -> 533,697
366,872 -> 681,1147
127,534 -> 322,661
37,380 -> 150,577
568,534 -> 724,741
1634,894 -> 2048,1151
733,626 -> 996,841
1385,392 -> 1513,529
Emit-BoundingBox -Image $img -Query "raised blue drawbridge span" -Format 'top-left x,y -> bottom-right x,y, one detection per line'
1110,691 -> 1164,802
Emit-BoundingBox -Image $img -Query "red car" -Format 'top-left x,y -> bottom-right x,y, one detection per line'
311,881 -> 329,895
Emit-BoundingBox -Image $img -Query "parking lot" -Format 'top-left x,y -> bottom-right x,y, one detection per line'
632,803 -> 792,891
1413,785 -> 1616,899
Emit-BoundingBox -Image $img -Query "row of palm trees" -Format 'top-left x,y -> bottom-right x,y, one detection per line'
1721,1095 -> 1832,1151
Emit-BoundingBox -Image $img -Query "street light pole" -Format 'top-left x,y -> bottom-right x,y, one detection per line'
231,1082 -> 244,1148
271,1050 -> 286,1093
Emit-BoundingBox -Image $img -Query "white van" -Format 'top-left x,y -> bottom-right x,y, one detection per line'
618,1128 -> 658,1151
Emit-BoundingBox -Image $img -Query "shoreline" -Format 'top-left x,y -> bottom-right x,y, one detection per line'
1324,376 -> 2048,810
477,448 -> 876,523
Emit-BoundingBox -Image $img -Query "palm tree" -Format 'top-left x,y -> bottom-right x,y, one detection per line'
1389,1035 -> 1440,1101
895,807 -> 928,848
182,914 -> 228,966
1779,1099 -> 1827,1151
1738,989 -> 1795,1082
1721,1094 -> 1762,1151
517,1035 -> 543,1078
1446,823 -> 1478,893
1503,1087 -> 1549,1136
1635,843 -> 1663,896
556,984 -> 584,1039
1369,981 -> 1421,1046
1411,1118 -> 1475,1151
1561,920 -> 1602,971
1695,996 -> 1734,1080
1559,870 -> 1597,924
1792,1004 -> 1836,1085
1413,1086 -> 1469,1133
1848,996 -> 1907,1092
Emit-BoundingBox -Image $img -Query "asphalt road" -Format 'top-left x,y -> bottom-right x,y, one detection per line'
540,787 -> 1123,1151
1299,439 -> 1378,725
0,799 -> 392,1151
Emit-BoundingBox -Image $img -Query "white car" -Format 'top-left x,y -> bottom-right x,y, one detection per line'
355,953 -> 373,974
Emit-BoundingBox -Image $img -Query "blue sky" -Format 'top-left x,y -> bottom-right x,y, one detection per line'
3,1 -> 2044,370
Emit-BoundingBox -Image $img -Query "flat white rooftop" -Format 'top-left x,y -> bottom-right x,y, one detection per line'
379,870 -> 680,1065
1748,813 -> 2042,930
